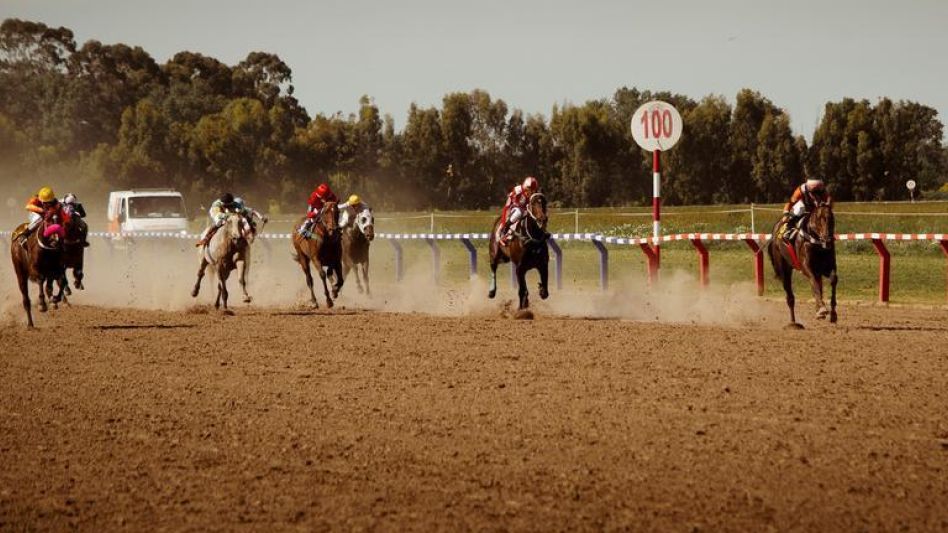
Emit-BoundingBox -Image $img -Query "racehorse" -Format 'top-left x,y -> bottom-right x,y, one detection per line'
292,202 -> 344,308
191,212 -> 257,310
340,206 -> 374,295
488,193 -> 550,310
10,217 -> 67,328
767,201 -> 838,328
61,213 -> 88,294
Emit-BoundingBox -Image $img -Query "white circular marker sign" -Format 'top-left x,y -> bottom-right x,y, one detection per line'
906,180 -> 916,191
631,100 -> 683,152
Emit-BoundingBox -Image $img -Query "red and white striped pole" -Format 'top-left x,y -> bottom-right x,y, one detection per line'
652,149 -> 661,269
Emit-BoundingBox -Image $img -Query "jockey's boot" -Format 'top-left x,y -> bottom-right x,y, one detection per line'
298,219 -> 314,239
498,222 -> 512,246
195,226 -> 216,248
782,216 -> 799,242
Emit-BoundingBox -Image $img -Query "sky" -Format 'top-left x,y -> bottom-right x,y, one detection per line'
3,0 -> 947,139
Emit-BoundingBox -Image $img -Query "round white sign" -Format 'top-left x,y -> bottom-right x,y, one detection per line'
631,100 -> 683,152
906,180 -> 916,190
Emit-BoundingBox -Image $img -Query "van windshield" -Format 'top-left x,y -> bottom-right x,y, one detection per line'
127,196 -> 186,219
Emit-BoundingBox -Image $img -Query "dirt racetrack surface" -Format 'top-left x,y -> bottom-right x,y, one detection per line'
1,303 -> 947,531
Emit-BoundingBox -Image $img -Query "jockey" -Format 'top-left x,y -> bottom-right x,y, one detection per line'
195,192 -> 240,247
62,193 -> 90,247
499,176 -> 539,245
233,197 -> 267,231
18,186 -> 68,245
338,194 -> 371,230
299,183 -> 338,238
781,178 -> 832,241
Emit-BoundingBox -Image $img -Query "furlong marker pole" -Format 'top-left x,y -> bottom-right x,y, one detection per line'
653,149 -> 661,270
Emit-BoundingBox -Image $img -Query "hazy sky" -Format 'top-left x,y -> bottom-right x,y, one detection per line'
3,0 -> 946,139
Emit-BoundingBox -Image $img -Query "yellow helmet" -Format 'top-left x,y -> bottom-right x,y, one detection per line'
348,194 -> 361,205
38,187 -> 55,203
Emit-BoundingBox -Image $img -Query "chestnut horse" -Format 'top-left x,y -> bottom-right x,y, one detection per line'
488,193 -> 550,309
10,218 -> 67,328
340,206 -> 374,295
191,213 -> 257,310
767,201 -> 838,328
292,202 -> 344,308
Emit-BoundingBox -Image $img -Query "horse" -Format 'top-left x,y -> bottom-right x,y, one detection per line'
61,213 -> 88,294
10,217 -> 67,328
291,202 -> 344,308
340,206 -> 374,295
767,202 -> 838,328
191,212 -> 257,310
488,193 -> 550,310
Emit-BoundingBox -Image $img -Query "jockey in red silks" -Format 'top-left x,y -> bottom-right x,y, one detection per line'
499,176 -> 539,245
299,183 -> 338,238
19,186 -> 69,245
781,178 -> 832,241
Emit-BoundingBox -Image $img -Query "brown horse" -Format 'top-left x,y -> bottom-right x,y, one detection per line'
340,206 -> 374,295
191,213 -> 256,310
61,214 -> 88,294
10,218 -> 67,328
767,202 -> 838,328
292,202 -> 344,308
488,193 -> 550,309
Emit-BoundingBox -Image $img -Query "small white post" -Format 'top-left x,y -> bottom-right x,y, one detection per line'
750,203 -> 756,234
574,210 -> 579,234
430,212 -> 435,233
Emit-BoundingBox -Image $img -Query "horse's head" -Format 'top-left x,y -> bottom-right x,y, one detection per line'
223,213 -> 250,245
807,202 -> 835,249
356,208 -> 375,241
320,202 -> 339,236
39,217 -> 64,249
527,193 -> 548,230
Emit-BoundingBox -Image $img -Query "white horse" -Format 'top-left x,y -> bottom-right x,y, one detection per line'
340,207 -> 374,295
191,213 -> 259,309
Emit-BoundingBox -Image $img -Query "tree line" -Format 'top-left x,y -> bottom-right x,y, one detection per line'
1,18 -> 945,214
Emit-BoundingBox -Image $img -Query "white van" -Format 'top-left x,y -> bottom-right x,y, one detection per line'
107,189 -> 189,234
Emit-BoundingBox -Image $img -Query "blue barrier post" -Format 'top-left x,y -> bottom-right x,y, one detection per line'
547,238 -> 563,290
460,238 -> 477,278
592,239 -> 608,291
388,239 -> 403,282
425,238 -> 440,282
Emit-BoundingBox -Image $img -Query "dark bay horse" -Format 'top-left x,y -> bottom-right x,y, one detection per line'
340,206 -> 374,295
292,202 -> 343,308
767,202 -> 838,328
10,218 -> 67,328
488,193 -> 550,309
191,213 -> 256,310
61,214 -> 88,294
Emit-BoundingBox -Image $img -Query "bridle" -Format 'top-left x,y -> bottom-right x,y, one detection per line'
800,202 -> 835,249
520,193 -> 548,244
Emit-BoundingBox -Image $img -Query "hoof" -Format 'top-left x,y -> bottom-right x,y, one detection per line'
488,289 -> 496,299
326,300 -> 334,309
191,288 -> 199,298
830,312 -> 838,324
816,308 -> 829,320
75,282 -> 84,290
243,296 -> 252,304
785,322 -> 804,330
539,288 -> 549,300
514,309 -> 534,320
64,286 -> 72,296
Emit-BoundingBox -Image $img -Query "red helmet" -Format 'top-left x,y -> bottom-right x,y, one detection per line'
522,176 -> 539,192
315,183 -> 331,198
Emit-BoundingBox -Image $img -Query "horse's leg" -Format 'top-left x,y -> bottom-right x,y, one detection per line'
62,269 -> 72,296
17,270 -> 33,328
344,259 -> 361,294
488,257 -> 499,299
37,278 -> 48,313
329,262 -> 343,299
298,254 -> 319,307
74,256 -> 84,290
782,270 -> 800,328
219,268 -> 230,310
239,254 -> 252,304
516,264 -> 530,310
829,269 -> 838,323
192,257 -> 209,298
317,263 -> 334,309
362,259 -> 371,297
537,258 -> 549,300
810,275 -> 828,319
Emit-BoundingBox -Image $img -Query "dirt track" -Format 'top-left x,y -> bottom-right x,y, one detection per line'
1,303 -> 947,530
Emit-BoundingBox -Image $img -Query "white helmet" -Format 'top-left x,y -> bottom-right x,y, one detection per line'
522,176 -> 539,192
234,197 -> 245,208
63,193 -> 77,205
805,178 -> 825,191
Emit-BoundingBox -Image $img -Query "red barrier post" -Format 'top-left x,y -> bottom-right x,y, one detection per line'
638,243 -> 658,285
743,239 -> 765,296
690,238 -> 709,287
871,238 -> 890,303
940,240 -> 948,301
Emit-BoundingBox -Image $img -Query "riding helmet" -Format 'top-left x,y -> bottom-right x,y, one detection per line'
38,187 -> 55,203
220,192 -> 235,206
